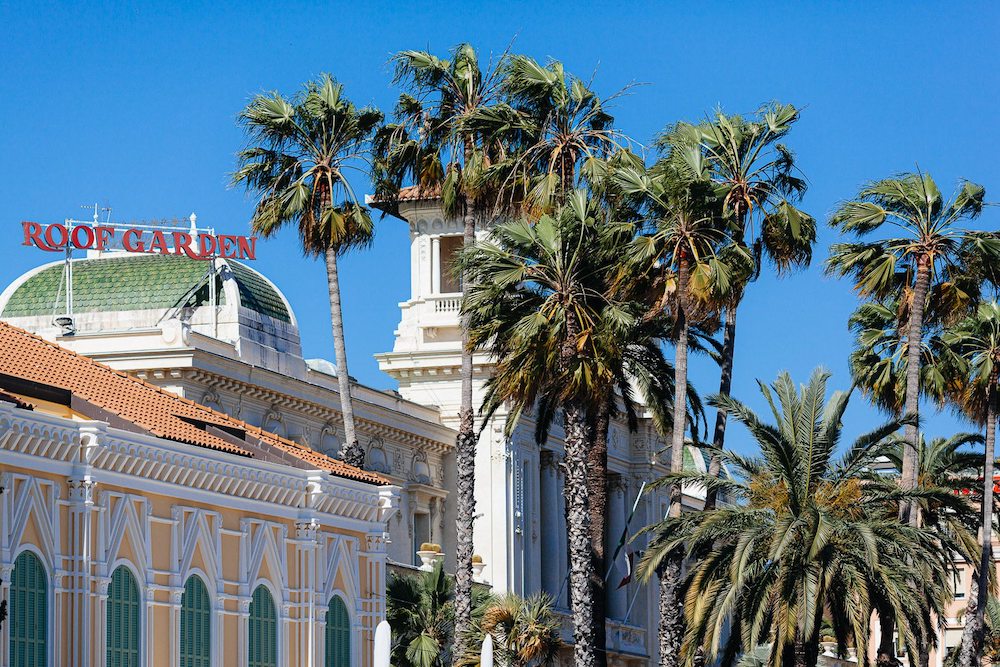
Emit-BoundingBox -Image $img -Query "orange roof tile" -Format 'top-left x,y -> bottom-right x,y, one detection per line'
0,321 -> 387,486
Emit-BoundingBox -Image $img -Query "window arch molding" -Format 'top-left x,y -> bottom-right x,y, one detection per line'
247,580 -> 281,667
179,572 -> 213,667
8,546 -> 52,667
323,591 -> 353,667
106,561 -> 143,667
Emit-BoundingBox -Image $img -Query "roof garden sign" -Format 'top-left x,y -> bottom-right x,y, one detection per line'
20,214 -> 257,260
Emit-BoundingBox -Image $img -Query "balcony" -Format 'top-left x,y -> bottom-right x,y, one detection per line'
553,610 -> 648,660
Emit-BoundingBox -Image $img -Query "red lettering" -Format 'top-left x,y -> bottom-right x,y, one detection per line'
44,224 -> 68,250
122,229 -> 145,252
22,221 -> 56,251
236,236 -> 257,261
71,225 -> 97,250
95,226 -> 116,250
148,231 -> 169,255
171,231 -> 202,258
217,235 -> 237,259
198,234 -> 216,258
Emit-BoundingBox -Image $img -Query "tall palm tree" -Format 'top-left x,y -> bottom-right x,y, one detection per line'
662,103 -> 814,510
463,193 -> 639,667
827,172 -> 993,523
612,153 -> 742,665
233,74 -> 382,467
376,44 -> 510,647
939,302 -> 1000,666
639,369 -> 956,667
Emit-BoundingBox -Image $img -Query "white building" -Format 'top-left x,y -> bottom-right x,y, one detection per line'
0,202 -> 718,665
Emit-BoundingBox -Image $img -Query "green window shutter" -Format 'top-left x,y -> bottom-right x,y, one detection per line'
106,566 -> 140,667
248,585 -> 277,667
180,575 -> 211,667
9,551 -> 48,667
325,597 -> 350,667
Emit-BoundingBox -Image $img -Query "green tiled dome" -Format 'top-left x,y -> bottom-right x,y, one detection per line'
1,254 -> 291,323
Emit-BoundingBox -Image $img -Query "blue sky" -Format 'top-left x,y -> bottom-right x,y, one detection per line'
1,1 -> 998,453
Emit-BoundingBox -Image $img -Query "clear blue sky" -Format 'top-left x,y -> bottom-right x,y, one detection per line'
1,1 -> 998,453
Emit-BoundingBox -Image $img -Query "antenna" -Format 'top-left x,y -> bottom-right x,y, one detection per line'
81,202 -> 112,225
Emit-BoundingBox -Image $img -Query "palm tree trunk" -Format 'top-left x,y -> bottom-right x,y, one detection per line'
793,640 -> 809,667
324,250 -> 363,467
876,603 -> 900,667
956,377 -> 997,667
453,212 -> 478,656
588,402 -> 610,667
705,301 -> 737,510
900,256 -> 931,525
560,307 -> 597,667
660,255 -> 690,666
565,398 -> 597,667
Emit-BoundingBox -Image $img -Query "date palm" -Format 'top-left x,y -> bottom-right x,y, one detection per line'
639,369 -> 954,667
463,192 -> 639,667
376,44 -> 510,647
827,171 -> 993,523
233,74 -> 382,467
662,103 -> 815,510
939,302 -> 1000,666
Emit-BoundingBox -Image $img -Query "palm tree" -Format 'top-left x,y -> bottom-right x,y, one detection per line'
612,152 -> 741,665
489,55 -> 628,216
387,561 -> 456,667
233,74 -> 381,467
459,593 -> 563,667
939,302 -> 1000,666
827,171 -> 993,523
376,44 -> 510,647
661,103 -> 815,510
639,369 -> 955,667
463,193 -> 639,667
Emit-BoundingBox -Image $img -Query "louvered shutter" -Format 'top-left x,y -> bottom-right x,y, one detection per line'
9,551 -> 47,667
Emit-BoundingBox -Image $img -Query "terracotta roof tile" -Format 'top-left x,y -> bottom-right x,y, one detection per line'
370,185 -> 442,209
0,321 -> 387,485
0,388 -> 33,410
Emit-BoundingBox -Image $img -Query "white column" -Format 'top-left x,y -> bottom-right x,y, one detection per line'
431,237 -> 441,295
539,452 -> 561,598
607,476 -> 628,620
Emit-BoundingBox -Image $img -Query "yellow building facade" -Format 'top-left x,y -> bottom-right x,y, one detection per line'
0,321 -> 399,667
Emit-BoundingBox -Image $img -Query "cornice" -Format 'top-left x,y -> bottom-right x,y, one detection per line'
183,368 -> 454,456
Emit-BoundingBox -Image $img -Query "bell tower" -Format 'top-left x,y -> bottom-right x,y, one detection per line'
372,189 -> 490,416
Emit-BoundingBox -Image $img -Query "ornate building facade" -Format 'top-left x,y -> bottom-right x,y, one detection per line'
0,205 -> 719,664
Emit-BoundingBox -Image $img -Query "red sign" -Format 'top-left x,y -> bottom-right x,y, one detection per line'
21,221 -> 257,261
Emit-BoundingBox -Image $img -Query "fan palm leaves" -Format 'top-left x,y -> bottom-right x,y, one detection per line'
485,55 -> 630,216
937,302 -> 1000,666
827,172 -> 995,522
462,192 -> 640,667
661,103 -> 815,510
233,73 -> 382,467
638,369 -> 956,667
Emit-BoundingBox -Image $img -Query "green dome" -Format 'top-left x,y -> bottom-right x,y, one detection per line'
1,254 -> 291,323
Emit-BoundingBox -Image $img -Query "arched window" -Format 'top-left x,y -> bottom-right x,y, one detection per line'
325,596 -> 350,667
9,551 -> 47,667
180,575 -> 211,667
107,566 -> 140,667
248,585 -> 277,667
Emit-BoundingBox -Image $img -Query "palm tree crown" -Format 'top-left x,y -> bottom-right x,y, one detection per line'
233,74 -> 382,467
640,369 -> 955,667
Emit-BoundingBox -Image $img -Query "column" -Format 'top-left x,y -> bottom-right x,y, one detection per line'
607,476 -> 628,620
68,477 -> 97,667
431,237 -> 441,294
556,461 -> 569,608
539,452 -> 561,599
296,520 -> 320,667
